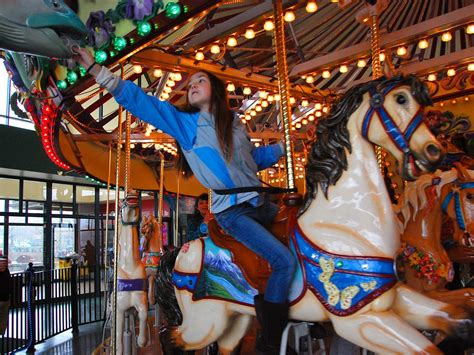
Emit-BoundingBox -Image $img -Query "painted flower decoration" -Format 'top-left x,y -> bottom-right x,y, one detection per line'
86,11 -> 115,48
125,0 -> 154,21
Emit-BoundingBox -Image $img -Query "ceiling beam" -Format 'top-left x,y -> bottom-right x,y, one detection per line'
290,4 -> 474,77
346,46 -> 474,89
132,49 -> 325,100
184,0 -> 298,50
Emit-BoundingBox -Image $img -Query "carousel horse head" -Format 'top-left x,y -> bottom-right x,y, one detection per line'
307,73 -> 444,199
120,190 -> 140,226
440,163 -> 474,246
140,215 -> 155,251
0,0 -> 87,58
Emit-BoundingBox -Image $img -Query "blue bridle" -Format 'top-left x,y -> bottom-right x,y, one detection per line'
441,181 -> 474,231
362,84 -> 424,163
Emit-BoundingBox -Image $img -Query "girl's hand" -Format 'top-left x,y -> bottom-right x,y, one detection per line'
72,46 -> 95,68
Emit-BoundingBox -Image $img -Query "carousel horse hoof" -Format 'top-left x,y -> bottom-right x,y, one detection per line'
456,318 -> 474,345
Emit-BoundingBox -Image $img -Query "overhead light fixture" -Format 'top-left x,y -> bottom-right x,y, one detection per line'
243,87 -> 252,95
339,65 -> 348,73
226,83 -> 235,91
447,68 -> 456,77
227,36 -> 237,47
379,52 -> 386,61
153,68 -> 163,77
305,75 -> 314,83
195,51 -> 204,61
263,20 -> 275,31
418,39 -> 429,49
396,46 -> 407,56
244,28 -> 255,39
441,31 -> 452,42
427,74 -> 437,81
210,44 -> 220,54
284,11 -> 295,22
301,99 -> 309,107
357,59 -> 366,68
133,64 -> 143,74
468,63 -> 474,71
289,97 -> 296,104
322,70 -> 331,78
315,103 -> 322,110
467,24 -> 474,34
306,1 -> 318,13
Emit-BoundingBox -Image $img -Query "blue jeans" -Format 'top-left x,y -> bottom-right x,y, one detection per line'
214,201 -> 296,303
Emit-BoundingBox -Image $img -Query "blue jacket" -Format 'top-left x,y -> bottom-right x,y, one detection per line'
112,80 -> 284,213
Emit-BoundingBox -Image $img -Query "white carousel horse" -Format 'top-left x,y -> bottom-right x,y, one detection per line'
140,215 -> 164,305
156,73 -> 472,355
115,191 -> 148,354
396,165 -> 474,311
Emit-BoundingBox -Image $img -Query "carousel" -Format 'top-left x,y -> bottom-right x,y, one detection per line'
0,0 -> 473,354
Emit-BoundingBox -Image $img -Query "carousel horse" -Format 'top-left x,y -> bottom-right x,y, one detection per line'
115,191 -> 148,354
156,73 -> 473,354
140,215 -> 164,305
396,166 -> 474,311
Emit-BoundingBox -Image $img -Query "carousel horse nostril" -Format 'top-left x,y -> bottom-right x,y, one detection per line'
425,143 -> 442,160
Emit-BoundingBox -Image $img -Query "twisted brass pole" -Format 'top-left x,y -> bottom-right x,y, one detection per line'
273,0 -> 295,190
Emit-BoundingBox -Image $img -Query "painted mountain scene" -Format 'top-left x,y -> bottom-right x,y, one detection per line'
194,238 -> 257,305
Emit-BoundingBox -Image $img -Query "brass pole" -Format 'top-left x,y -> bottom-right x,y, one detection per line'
104,143 -> 112,270
273,0 -> 295,190
124,111 -> 132,193
157,152 -> 165,252
370,13 -> 385,172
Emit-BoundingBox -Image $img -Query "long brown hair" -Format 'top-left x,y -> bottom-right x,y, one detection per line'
177,70 -> 235,177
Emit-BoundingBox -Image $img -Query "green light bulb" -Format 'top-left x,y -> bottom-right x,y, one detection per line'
109,50 -> 117,58
165,2 -> 182,19
57,80 -> 67,90
78,65 -> 87,77
137,21 -> 152,36
113,36 -> 127,51
66,70 -> 78,85
95,50 -> 108,64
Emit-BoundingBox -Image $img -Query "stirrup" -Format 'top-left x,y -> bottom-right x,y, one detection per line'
280,322 -> 326,355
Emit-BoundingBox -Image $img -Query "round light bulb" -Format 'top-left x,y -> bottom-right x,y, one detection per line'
227,36 -> 237,47
259,91 -> 268,99
357,59 -> 366,68
322,70 -> 331,78
306,1 -> 318,13
263,20 -> 275,31
315,103 -> 322,110
164,86 -> 172,93
308,115 -> 315,121
447,68 -> 456,77
468,63 -> 474,71
195,51 -> 205,61
267,95 -> 274,102
153,68 -> 163,77
161,92 -> 170,100
210,44 -> 220,54
339,65 -> 348,73
243,87 -> 252,95
245,114 -> 251,121
261,100 -> 269,108
133,64 -> 143,74
301,99 -> 309,107
255,105 -> 262,112
427,74 -> 437,81
295,122 -> 302,129
441,31 -> 452,42
250,110 -> 257,116
274,94 -> 281,101
315,111 -> 322,117
467,24 -> 474,34
322,106 -> 328,113
379,52 -> 386,61
305,75 -> 314,83
418,39 -> 429,49
284,11 -> 295,22
396,46 -> 407,56
289,97 -> 296,104
173,72 -> 182,81
226,83 -> 235,92
244,28 -> 255,39
167,79 -> 176,87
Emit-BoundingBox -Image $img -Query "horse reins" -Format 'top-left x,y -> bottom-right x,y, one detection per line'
362,84 -> 424,168
441,181 -> 474,234
120,199 -> 141,226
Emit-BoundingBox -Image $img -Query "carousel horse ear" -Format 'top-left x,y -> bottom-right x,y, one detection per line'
382,59 -> 397,79
424,81 -> 439,97
453,162 -> 471,181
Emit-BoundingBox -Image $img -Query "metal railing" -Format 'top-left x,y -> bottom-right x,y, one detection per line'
0,261 -> 106,354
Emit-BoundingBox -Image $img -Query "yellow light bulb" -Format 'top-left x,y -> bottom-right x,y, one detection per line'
418,39 -> 429,49
302,119 -> 308,125
379,53 -> 386,61
447,68 -> 456,77
210,44 -> 220,54
243,87 -> 252,95
167,79 -> 175,87
245,114 -> 251,121
357,59 -> 366,68
322,70 -> 331,78
263,20 -> 275,31
244,28 -> 255,39
267,95 -> 274,102
301,99 -> 309,107
295,122 -> 302,129
441,31 -> 452,42
227,36 -> 237,47
274,94 -> 281,101
284,11 -> 295,22
164,86 -> 172,93
339,65 -> 348,73
315,103 -> 322,110
306,1 -> 318,13
289,97 -> 296,104
261,100 -> 269,108
226,83 -> 235,91
468,63 -> 474,71
133,64 -> 142,74
195,51 -> 204,61
153,68 -> 163,77
259,91 -> 268,99
305,75 -> 315,83
467,24 -> 474,34
396,46 -> 407,56
308,115 -> 315,121
315,111 -> 322,117
427,74 -> 437,81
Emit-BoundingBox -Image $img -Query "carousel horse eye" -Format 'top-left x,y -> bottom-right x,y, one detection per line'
396,94 -> 407,105
52,0 -> 61,8
466,193 -> 473,201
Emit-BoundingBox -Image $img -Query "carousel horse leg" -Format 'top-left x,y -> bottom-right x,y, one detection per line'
171,295 -> 232,350
424,288 -> 474,313
116,304 -> 125,355
330,310 -> 441,354
216,314 -> 252,355
148,274 -> 156,305
133,291 -> 148,347
392,284 -> 471,337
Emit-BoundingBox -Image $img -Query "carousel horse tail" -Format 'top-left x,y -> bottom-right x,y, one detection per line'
155,247 -> 183,326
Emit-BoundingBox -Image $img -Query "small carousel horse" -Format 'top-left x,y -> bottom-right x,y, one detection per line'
141,215 -> 164,305
397,166 -> 474,311
156,73 -> 472,354
115,192 -> 148,354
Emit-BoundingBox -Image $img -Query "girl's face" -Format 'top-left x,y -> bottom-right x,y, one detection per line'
187,72 -> 212,112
